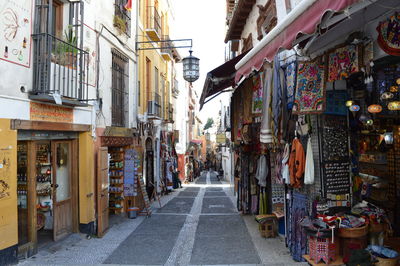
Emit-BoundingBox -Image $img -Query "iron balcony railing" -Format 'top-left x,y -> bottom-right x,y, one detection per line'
147,92 -> 161,117
32,33 -> 89,104
146,6 -> 161,37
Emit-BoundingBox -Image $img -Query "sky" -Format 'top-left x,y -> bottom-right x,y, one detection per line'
173,0 -> 230,124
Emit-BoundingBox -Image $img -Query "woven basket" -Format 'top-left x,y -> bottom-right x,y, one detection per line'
375,256 -> 399,266
338,224 -> 369,238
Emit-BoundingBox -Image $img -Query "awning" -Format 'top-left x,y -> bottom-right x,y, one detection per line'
190,139 -> 202,145
234,0 -> 361,82
200,51 -> 249,110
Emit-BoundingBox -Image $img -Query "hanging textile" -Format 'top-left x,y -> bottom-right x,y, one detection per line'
288,191 -> 308,262
293,60 -> 325,114
272,54 -> 283,140
376,12 -> 400,56
260,65 -> 273,143
255,155 -> 268,187
288,138 -> 305,188
327,44 -> 360,82
252,73 -> 263,114
285,61 -> 297,109
124,0 -> 132,11
281,143 -> 290,184
304,137 -> 314,185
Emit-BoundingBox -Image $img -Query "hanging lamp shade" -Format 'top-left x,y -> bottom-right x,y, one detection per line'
182,50 -> 200,83
367,104 -> 382,113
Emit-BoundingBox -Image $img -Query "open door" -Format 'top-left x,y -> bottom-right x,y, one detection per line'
97,147 -> 109,237
52,141 -> 73,241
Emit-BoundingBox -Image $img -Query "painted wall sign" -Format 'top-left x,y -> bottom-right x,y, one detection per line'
0,0 -> 33,68
0,149 -> 11,201
30,102 -> 73,123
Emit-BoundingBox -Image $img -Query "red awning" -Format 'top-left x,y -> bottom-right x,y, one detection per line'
235,0 -> 361,82
190,139 -> 203,145
200,51 -> 249,110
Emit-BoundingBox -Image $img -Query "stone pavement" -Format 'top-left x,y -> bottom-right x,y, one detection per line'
18,171 -> 306,266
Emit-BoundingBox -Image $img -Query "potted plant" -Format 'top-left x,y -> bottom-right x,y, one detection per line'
53,25 -> 78,68
113,15 -> 127,34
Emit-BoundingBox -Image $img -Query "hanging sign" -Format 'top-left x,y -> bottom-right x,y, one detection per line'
0,0 -> 33,67
216,133 -> 226,144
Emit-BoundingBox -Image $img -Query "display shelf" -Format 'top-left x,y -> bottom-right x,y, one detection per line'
358,160 -> 387,165
109,191 -> 123,194
108,207 -> 123,210
109,175 -> 123,178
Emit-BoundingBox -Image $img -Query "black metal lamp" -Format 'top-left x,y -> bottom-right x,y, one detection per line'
182,50 -> 200,83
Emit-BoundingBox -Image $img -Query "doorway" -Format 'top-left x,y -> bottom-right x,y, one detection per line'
17,139 -> 78,255
145,138 -> 154,198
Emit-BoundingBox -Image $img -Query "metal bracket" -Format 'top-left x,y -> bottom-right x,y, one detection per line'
136,38 -> 192,50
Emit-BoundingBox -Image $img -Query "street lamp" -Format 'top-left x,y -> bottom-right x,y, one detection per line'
182,50 -> 200,83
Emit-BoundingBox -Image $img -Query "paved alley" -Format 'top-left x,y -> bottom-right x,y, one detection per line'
19,171 -> 303,266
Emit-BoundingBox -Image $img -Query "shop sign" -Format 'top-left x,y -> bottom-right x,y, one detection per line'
216,133 -> 226,144
104,126 -> 134,137
30,102 -> 73,123
138,121 -> 154,137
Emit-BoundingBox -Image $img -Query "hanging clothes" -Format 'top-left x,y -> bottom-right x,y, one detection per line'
255,155 -> 268,187
304,137 -> 315,185
272,55 -> 282,142
260,66 -> 273,144
288,191 -> 308,262
288,138 -> 305,188
281,143 -> 290,184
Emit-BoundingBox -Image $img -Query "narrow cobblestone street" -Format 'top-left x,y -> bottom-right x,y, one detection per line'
18,171 -> 303,266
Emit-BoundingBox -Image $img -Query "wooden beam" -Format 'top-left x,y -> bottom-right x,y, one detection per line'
27,141 -> 37,245
11,120 -> 91,132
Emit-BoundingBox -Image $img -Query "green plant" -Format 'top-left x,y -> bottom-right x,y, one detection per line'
113,15 -> 127,34
53,25 -> 79,66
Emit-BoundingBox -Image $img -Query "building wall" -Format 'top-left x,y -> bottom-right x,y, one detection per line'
0,119 -> 18,253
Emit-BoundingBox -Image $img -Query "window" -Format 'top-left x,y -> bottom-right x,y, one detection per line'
154,67 -> 159,95
146,58 -> 151,102
50,0 -> 64,38
138,81 -> 141,106
114,0 -> 131,36
111,49 -> 129,127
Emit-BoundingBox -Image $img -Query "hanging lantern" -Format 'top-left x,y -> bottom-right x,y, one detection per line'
345,100 -> 354,107
388,101 -> 400,110
390,85 -> 399,93
367,104 -> 382,113
349,105 -> 360,112
384,132 -> 394,144
182,50 -> 200,83
381,92 -> 394,100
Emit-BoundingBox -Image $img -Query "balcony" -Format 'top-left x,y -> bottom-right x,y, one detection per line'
161,35 -> 173,61
147,92 -> 161,119
168,103 -> 174,123
146,6 -> 161,41
31,0 -> 88,106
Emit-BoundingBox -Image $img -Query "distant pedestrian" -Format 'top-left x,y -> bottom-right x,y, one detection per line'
172,168 -> 182,189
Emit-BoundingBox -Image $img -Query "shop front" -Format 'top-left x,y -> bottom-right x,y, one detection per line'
201,0 -> 400,264
95,127 -> 143,237
0,117 -> 95,263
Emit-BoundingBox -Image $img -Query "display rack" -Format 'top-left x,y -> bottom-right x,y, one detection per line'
108,147 -> 124,213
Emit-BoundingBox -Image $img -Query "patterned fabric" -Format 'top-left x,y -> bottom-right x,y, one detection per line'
293,61 -> 325,114
252,73 -> 263,114
377,12 -> 400,56
285,61 -> 297,109
328,45 -> 359,82
288,191 -> 308,262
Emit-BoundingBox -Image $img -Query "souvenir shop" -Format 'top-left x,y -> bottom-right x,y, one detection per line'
231,8 -> 400,265
160,131 -> 176,193
97,130 -> 143,236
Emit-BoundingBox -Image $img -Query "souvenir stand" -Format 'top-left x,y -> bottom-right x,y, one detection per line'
254,11 -> 400,265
